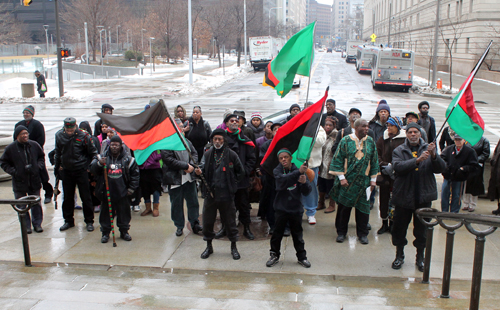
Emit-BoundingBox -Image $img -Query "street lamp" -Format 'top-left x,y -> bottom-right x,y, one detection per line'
268,7 -> 280,36
98,26 -> 105,75
43,25 -> 49,69
117,25 -> 121,51
149,37 -> 155,76
141,29 -> 146,50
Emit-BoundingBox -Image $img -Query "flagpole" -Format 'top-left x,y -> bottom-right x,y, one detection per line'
434,40 -> 492,142
304,21 -> 317,104
161,101 -> 214,198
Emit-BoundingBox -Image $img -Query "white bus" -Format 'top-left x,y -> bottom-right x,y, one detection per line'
355,45 -> 378,74
371,48 -> 414,92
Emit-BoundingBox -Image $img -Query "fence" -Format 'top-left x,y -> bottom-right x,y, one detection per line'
61,62 -> 140,77
0,58 -> 44,74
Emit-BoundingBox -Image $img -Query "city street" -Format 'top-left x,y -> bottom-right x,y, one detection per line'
1,51 -> 500,309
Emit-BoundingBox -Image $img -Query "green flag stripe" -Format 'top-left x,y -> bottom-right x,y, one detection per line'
446,101 -> 484,145
134,135 -> 185,165
296,136 -> 314,162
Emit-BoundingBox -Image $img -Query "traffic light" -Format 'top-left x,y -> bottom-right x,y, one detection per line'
60,49 -> 71,58
23,0 -> 33,6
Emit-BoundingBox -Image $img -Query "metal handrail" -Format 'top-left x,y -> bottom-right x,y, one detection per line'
0,196 -> 41,267
416,208 -> 499,310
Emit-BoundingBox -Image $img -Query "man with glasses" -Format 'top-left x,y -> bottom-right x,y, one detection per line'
284,104 -> 302,124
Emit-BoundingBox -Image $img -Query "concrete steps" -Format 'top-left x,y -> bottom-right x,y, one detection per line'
1,262 -> 500,309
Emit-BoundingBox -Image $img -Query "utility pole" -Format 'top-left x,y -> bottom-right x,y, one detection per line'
84,22 -> 89,64
244,0 -> 247,66
431,0 -> 441,88
188,0 -> 193,84
117,25 -> 121,51
43,25 -> 49,69
54,0 -> 64,97
387,3 -> 392,47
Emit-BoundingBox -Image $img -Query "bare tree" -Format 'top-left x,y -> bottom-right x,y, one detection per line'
227,0 -> 260,66
201,1 -> 235,67
0,4 -> 28,44
475,23 -> 500,72
439,14 -> 465,89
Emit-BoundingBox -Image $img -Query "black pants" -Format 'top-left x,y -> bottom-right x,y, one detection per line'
259,172 -> 276,228
391,203 -> 431,249
61,169 -> 94,225
336,203 -> 369,237
379,183 -> 391,219
15,189 -> 43,227
99,196 -> 131,234
40,167 -> 53,199
270,211 -> 307,260
202,197 -> 239,242
234,188 -> 251,225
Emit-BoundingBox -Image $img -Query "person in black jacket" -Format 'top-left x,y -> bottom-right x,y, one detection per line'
91,136 -> 139,243
195,129 -> 245,260
369,100 -> 390,144
54,117 -> 98,232
266,148 -> 312,268
234,110 -> 256,143
332,108 -> 375,155
440,134 -> 479,213
320,99 -> 348,129
94,103 -> 114,138
0,126 -> 46,233
184,106 -> 212,162
417,101 -> 436,142
391,122 -> 445,271
14,105 -> 54,204
162,119 -> 202,237
35,71 -> 47,97
79,121 -> 102,213
439,127 -> 455,152
462,136 -> 490,212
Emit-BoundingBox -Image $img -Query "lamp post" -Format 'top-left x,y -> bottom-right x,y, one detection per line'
84,22 -> 89,64
388,3 -> 392,47
54,0 -> 64,97
117,25 -> 121,51
268,7 -> 279,36
149,37 -> 155,76
43,25 -> 49,69
141,29 -> 146,50
188,0 -> 193,84
98,26 -> 104,75
243,0 -> 247,66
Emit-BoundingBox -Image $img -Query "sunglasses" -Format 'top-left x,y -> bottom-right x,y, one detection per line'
229,119 -> 239,123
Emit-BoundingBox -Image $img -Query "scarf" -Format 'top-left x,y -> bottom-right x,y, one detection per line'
226,128 -> 255,147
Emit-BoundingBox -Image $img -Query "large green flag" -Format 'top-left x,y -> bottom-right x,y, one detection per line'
263,21 -> 315,98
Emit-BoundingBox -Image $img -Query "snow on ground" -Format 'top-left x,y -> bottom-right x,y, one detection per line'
413,75 -> 459,94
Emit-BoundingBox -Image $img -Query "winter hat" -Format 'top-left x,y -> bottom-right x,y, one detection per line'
405,111 -> 420,120
453,133 -> 463,140
349,108 -> 362,116
224,113 -> 238,124
251,112 -> 262,120
149,98 -> 159,107
277,148 -> 292,158
271,122 -> 282,131
289,103 -> 301,113
326,99 -> 336,105
14,125 -> 28,139
234,110 -> 246,121
376,100 -> 390,114
110,135 -> 122,144
23,105 -> 35,116
101,103 -> 114,112
63,117 -> 77,128
387,116 -> 403,130
406,122 -> 422,131
222,109 -> 232,121
210,128 -> 228,140
418,101 -> 430,110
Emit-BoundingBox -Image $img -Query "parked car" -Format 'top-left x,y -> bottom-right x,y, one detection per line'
327,48 -> 333,53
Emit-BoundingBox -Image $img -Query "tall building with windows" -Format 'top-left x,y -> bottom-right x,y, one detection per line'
332,0 -> 352,46
307,0 -> 333,46
363,0 -> 500,76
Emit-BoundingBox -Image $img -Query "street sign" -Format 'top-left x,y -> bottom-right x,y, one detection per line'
370,33 -> 377,43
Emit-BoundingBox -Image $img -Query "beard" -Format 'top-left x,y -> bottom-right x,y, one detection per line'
214,143 -> 223,149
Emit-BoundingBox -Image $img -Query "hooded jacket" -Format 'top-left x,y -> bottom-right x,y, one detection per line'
273,163 -> 312,214
226,129 -> 256,189
161,139 -> 198,186
54,128 -> 98,172
247,121 -> 265,139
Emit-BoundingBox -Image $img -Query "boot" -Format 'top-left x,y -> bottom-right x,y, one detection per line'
214,225 -> 226,239
493,204 -> 500,215
200,240 -> 213,259
324,198 -> 336,213
317,192 -> 326,210
391,246 -> 405,270
416,248 -> 425,272
231,242 -> 240,260
152,203 -> 160,217
140,202 -> 152,216
377,219 -> 390,235
243,223 -> 255,240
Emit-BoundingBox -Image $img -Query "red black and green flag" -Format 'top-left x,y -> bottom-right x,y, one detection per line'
444,40 -> 491,145
97,101 -> 185,165
261,88 -> 328,174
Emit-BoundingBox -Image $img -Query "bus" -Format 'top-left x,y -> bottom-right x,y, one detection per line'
355,45 -> 378,74
371,48 -> 414,92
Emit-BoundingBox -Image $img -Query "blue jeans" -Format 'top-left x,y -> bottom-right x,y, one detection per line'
144,191 -> 160,204
441,179 -> 463,213
301,167 -> 319,217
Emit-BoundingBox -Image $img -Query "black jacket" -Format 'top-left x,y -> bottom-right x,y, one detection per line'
441,144 -> 479,182
417,114 -> 436,142
54,128 -> 98,172
321,110 -> 348,130
273,163 -> 311,214
199,146 -> 244,201
369,119 -> 386,145
0,140 -> 45,192
14,119 -> 45,148
161,139 -> 198,186
226,131 -> 256,189
36,74 -> 47,92
392,139 -> 446,209
439,127 -> 454,151
465,137 -> 490,196
90,148 -> 140,201
331,125 -> 375,155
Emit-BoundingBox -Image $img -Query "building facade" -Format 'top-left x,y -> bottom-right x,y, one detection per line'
307,0 -> 333,46
332,0 -> 352,46
363,0 -> 500,76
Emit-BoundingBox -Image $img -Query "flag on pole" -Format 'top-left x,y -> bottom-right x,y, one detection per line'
97,101 -> 185,165
261,88 -> 328,174
445,41 -> 491,145
263,21 -> 315,98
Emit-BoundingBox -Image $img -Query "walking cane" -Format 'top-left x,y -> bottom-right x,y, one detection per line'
103,164 -> 117,247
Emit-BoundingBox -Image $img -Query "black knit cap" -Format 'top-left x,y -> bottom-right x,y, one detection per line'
406,122 -> 422,130
289,103 -> 301,113
14,125 -> 28,139
110,135 -> 122,144
210,128 -> 228,140
63,117 -> 77,128
224,113 -> 238,124
349,108 -> 362,116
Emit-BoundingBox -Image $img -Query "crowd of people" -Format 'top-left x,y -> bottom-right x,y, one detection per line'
1,97 -> 498,270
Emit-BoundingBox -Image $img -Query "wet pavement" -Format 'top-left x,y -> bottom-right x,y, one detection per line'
1,52 -> 500,308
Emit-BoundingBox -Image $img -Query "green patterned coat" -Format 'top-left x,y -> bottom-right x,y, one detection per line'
329,134 -> 379,214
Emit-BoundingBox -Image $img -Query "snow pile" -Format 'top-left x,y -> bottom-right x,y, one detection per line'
413,75 -> 459,95
0,77 -> 93,103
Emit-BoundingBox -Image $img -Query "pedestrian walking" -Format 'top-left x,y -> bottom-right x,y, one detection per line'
196,129 -> 244,260
185,106 -> 212,162
330,119 -> 379,245
14,105 -> 53,204
266,148 -> 312,268
91,135 -> 139,243
162,119 -> 202,237
318,116 -> 338,213
463,136 -> 490,212
391,122 -> 445,271
34,70 -> 47,98
54,117 -> 98,231
0,126 -> 46,233
440,134 -> 479,213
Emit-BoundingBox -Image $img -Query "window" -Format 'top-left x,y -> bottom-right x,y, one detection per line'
447,4 -> 451,18
470,0 -> 473,12
417,13 -> 420,24
456,1 -> 459,17
466,38 -> 470,53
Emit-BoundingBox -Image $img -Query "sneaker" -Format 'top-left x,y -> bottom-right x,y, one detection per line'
462,205 -> 470,211
266,254 -> 279,267
468,207 -> 476,212
308,216 -> 316,225
133,205 -> 141,212
336,235 -> 346,243
43,197 -> 52,204
298,259 -> 311,268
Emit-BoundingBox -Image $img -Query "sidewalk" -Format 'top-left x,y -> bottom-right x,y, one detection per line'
1,174 -> 500,281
